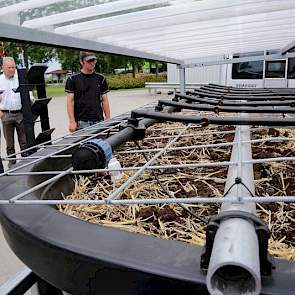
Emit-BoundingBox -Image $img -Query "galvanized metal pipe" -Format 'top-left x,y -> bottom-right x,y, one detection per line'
105,124 -> 190,202
1,194 -> 295,206
144,127 -> 267,141
0,123 -> 121,177
206,122 -> 261,295
8,154 -> 295,177
179,66 -> 186,94
0,119 -> 123,161
2,134 -> 292,161
116,136 -> 294,154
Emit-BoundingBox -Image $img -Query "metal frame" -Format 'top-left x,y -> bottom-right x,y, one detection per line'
1,0 -> 295,60
280,38 -> 295,54
1,1 -> 295,292
0,110 -> 294,206
0,267 -> 63,294
0,22 -> 183,64
1,87 -> 295,294
179,67 -> 186,94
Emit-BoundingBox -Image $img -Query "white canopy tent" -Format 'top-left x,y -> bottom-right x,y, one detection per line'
0,0 -> 294,64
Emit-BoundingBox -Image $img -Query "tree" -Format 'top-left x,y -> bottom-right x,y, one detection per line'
129,57 -> 146,77
149,61 -> 167,74
25,44 -> 56,65
98,54 -> 130,74
0,41 -> 149,76
1,41 -> 56,68
56,50 -> 131,74
56,48 -> 80,73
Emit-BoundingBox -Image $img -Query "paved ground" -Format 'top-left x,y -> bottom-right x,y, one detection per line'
0,88 -> 161,288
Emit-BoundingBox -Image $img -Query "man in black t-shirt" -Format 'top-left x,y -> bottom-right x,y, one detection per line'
65,51 -> 111,132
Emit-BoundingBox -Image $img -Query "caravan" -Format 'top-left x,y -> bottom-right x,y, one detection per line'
228,51 -> 295,88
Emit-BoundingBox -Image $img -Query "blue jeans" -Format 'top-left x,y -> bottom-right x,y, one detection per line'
77,120 -> 101,129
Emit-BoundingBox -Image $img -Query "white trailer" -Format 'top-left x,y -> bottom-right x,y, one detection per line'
168,51 -> 295,89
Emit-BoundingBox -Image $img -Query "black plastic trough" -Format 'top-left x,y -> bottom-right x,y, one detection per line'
0,106 -> 295,295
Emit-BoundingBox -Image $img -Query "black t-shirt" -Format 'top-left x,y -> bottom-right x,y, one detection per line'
65,72 -> 109,121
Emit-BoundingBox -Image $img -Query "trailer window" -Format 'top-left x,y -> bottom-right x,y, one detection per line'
287,58 -> 295,79
232,61 -> 263,79
265,60 -> 286,78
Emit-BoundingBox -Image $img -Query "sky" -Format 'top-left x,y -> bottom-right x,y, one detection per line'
45,59 -> 61,73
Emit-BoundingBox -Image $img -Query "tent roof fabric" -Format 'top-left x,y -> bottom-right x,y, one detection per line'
46,69 -> 67,74
0,0 -> 295,63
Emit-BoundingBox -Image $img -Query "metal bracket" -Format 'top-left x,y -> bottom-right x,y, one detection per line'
127,117 -> 139,127
132,123 -> 146,140
155,103 -> 164,111
126,118 -> 146,140
201,210 -> 273,276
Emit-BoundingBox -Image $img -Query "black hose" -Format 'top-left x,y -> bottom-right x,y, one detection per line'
188,90 -> 295,101
207,83 -> 268,92
159,99 -> 295,114
104,120 -> 155,150
200,85 -> 295,96
176,93 -> 295,107
200,86 -> 274,96
73,104 -> 181,170
103,101 -> 185,151
131,110 -> 295,126
207,83 -> 295,96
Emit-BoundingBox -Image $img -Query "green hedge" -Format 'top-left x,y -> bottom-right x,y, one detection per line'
107,73 -> 167,90
44,73 -> 167,96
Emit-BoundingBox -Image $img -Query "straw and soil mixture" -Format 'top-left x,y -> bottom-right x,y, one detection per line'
252,128 -> 295,260
59,121 -> 295,261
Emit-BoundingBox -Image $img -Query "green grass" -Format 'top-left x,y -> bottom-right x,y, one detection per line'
45,84 -> 145,97
46,84 -> 66,97
44,73 -> 166,97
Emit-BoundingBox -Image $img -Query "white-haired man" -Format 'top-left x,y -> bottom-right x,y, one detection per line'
0,57 -> 27,168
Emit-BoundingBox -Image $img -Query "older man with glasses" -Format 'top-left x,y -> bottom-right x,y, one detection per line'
65,51 -> 111,132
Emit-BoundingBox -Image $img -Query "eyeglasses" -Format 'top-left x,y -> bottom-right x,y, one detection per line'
85,59 -> 97,63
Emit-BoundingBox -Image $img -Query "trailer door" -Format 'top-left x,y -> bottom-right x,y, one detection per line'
264,59 -> 287,88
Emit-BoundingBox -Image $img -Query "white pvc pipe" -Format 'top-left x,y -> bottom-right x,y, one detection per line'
206,122 -> 261,295
179,67 -> 186,94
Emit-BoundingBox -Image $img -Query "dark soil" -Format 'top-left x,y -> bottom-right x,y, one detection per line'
83,123 -> 295,251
